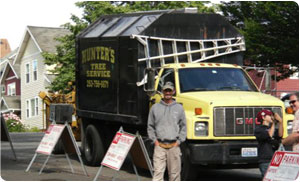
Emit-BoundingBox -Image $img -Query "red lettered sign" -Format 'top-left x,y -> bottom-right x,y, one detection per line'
36,124 -> 65,155
101,132 -> 136,170
263,151 -> 299,181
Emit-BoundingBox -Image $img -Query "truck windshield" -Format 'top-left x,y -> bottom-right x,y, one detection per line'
179,68 -> 258,92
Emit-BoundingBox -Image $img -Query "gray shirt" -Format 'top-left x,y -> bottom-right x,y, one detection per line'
147,99 -> 187,144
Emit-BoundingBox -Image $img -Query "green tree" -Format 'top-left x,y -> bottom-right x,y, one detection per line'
220,1 -> 299,80
43,1 -> 216,92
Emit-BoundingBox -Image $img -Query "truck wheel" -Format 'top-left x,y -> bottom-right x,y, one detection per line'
82,124 -> 104,166
181,144 -> 197,180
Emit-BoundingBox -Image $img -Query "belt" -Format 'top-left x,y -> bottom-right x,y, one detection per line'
157,139 -> 176,143
158,142 -> 177,149
157,139 -> 177,149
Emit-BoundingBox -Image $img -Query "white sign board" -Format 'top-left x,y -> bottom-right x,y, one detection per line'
36,124 -> 65,155
263,151 -> 299,181
101,132 -> 136,170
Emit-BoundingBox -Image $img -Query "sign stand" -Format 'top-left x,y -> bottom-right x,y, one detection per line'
263,150 -> 299,181
1,115 -> 17,160
25,122 -> 88,176
93,127 -> 153,181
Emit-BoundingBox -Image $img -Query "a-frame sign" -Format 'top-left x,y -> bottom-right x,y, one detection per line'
1,114 -> 17,160
26,123 -> 88,176
93,127 -> 153,181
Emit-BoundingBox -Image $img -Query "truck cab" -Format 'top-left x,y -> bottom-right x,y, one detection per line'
146,63 -> 287,178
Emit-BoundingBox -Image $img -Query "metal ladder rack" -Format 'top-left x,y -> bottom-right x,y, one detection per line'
131,34 -> 246,68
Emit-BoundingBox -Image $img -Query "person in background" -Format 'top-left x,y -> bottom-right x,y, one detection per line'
147,82 -> 186,181
282,92 -> 299,152
254,109 -> 283,178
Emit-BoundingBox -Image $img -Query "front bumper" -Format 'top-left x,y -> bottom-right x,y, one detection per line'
188,140 -> 259,166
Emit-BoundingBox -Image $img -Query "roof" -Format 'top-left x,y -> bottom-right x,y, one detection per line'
78,11 -> 241,39
28,26 -> 70,53
14,26 -> 71,64
0,48 -> 19,83
0,48 -> 20,83
277,78 -> 299,92
1,96 -> 21,112
44,74 -> 56,83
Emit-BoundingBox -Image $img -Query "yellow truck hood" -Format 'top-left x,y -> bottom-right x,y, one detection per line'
180,91 -> 284,107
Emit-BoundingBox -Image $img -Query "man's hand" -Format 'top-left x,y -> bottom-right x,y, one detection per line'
155,140 -> 159,146
173,141 -> 179,147
282,132 -> 299,145
273,113 -> 283,123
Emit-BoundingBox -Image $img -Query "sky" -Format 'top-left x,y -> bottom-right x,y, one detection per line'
0,0 -> 83,50
0,0 -> 225,51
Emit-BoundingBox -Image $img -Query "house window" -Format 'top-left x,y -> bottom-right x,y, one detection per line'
27,97 -> 39,117
35,97 -> 39,116
26,63 -> 30,83
7,82 -> 16,96
26,100 -> 30,118
30,98 -> 35,117
33,60 -> 38,81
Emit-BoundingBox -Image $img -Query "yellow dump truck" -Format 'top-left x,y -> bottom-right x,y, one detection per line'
73,10 -> 288,180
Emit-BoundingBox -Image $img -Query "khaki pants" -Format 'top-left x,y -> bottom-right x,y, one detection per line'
152,145 -> 181,181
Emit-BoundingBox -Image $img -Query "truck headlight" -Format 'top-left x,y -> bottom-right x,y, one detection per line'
195,122 -> 208,136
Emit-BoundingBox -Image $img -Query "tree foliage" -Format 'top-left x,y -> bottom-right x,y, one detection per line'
43,1 -> 215,92
220,1 -> 299,80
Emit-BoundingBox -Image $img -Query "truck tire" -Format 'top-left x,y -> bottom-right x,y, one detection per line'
181,144 -> 197,180
82,124 -> 104,166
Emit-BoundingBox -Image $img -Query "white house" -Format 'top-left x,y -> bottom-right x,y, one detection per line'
13,26 -> 70,129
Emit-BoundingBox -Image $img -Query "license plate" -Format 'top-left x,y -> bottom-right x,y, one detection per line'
241,147 -> 257,157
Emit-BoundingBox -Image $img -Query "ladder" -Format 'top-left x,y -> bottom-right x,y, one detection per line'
131,34 -> 246,68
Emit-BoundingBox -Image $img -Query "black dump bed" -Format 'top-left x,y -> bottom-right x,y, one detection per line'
76,10 -> 243,125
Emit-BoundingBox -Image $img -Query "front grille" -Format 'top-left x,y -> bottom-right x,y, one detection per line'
214,107 -> 282,136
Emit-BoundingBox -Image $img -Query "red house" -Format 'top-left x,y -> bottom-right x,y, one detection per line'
0,48 -> 21,115
246,66 -> 299,98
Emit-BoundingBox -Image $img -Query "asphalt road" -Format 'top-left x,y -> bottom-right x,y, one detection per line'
1,132 -> 261,181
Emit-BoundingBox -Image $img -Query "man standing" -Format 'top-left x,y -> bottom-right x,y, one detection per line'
147,82 -> 187,181
282,92 -> 299,152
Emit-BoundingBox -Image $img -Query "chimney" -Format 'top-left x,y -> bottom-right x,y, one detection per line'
0,39 -> 12,59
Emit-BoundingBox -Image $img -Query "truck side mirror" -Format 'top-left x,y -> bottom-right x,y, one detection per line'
144,68 -> 156,96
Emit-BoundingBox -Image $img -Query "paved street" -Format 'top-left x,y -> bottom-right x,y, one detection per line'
1,132 -> 261,181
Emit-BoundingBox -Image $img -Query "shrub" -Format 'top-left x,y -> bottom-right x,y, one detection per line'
26,127 -> 41,132
3,113 -> 27,132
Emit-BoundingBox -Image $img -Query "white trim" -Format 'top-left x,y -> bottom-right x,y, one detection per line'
7,60 -> 19,79
13,26 -> 42,65
0,59 -> 8,66
0,60 -> 19,84
26,97 -> 39,118
1,97 -> 9,108
35,97 -> 39,116
13,28 -> 29,65
7,82 -> 16,96
0,108 -> 21,114
43,74 -> 51,83
5,76 -> 17,81
0,61 -> 8,83
27,27 -> 43,52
